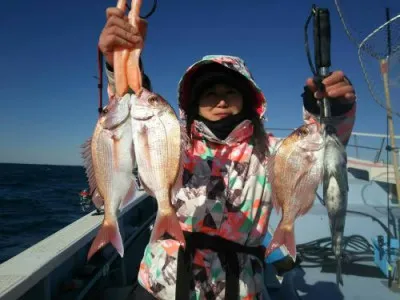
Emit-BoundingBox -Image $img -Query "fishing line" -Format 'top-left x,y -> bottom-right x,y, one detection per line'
304,8 -> 317,77
97,47 -> 104,114
126,0 -> 158,19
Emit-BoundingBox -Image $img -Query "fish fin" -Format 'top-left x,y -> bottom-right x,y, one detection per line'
92,189 -> 104,209
294,164 -> 323,217
292,169 -> 309,193
170,131 -> 185,198
150,211 -> 186,249
135,124 -> 155,197
265,155 -> 281,213
107,83 -> 116,101
81,138 -> 98,196
139,174 -> 155,197
336,257 -> 343,286
87,219 -> 124,260
119,179 -> 136,209
171,158 -> 184,199
331,162 -> 349,194
265,221 -> 296,262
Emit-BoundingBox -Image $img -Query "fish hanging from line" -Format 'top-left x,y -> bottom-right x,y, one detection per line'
82,93 -> 136,260
265,122 -> 325,261
322,123 -> 349,286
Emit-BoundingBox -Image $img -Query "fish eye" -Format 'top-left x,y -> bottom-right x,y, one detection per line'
148,96 -> 158,105
297,128 -> 308,136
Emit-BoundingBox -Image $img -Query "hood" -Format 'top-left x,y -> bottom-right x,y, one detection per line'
177,55 -> 267,121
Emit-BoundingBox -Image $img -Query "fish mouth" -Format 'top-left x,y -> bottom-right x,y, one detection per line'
131,107 -> 155,121
299,141 -> 324,151
324,124 -> 337,135
132,114 -> 153,121
130,94 -> 160,121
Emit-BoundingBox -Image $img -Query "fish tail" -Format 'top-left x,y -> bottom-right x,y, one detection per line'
333,231 -> 344,286
336,256 -> 344,286
265,222 -> 296,262
150,211 -> 186,249
119,180 -> 136,210
87,218 -> 124,260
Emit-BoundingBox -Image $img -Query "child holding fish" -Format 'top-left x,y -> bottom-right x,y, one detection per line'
94,4 -> 356,300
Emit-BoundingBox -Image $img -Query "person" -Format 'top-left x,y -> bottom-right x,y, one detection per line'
98,7 -> 356,300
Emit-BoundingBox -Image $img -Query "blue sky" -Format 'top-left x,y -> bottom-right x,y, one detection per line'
1,0 -> 399,166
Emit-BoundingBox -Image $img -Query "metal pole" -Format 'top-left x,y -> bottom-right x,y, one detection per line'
381,7 -> 400,202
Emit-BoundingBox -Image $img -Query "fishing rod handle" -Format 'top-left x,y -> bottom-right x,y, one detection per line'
313,8 -> 331,70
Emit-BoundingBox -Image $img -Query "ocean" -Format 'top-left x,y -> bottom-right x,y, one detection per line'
0,163 -> 89,264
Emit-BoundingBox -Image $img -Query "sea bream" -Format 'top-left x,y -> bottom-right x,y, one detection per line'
81,93 -> 136,260
81,0 -> 147,260
130,89 -> 186,248
322,123 -> 348,286
125,0 -> 185,248
265,123 -> 325,261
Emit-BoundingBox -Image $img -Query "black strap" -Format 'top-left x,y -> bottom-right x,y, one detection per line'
175,231 -> 265,300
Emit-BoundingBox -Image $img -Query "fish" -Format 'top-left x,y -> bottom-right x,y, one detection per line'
265,122 -> 325,261
130,88 -> 186,248
322,123 -> 348,286
125,0 -> 185,248
81,93 -> 136,260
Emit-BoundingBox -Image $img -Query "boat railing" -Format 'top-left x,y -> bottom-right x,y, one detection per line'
268,127 -> 400,164
0,192 -> 157,300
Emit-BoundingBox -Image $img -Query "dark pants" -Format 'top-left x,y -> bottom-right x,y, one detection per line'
129,283 -> 156,299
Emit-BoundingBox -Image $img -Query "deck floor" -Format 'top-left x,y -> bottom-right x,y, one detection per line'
266,173 -> 400,299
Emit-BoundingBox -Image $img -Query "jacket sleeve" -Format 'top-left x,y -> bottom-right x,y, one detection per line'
301,80 -> 356,146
